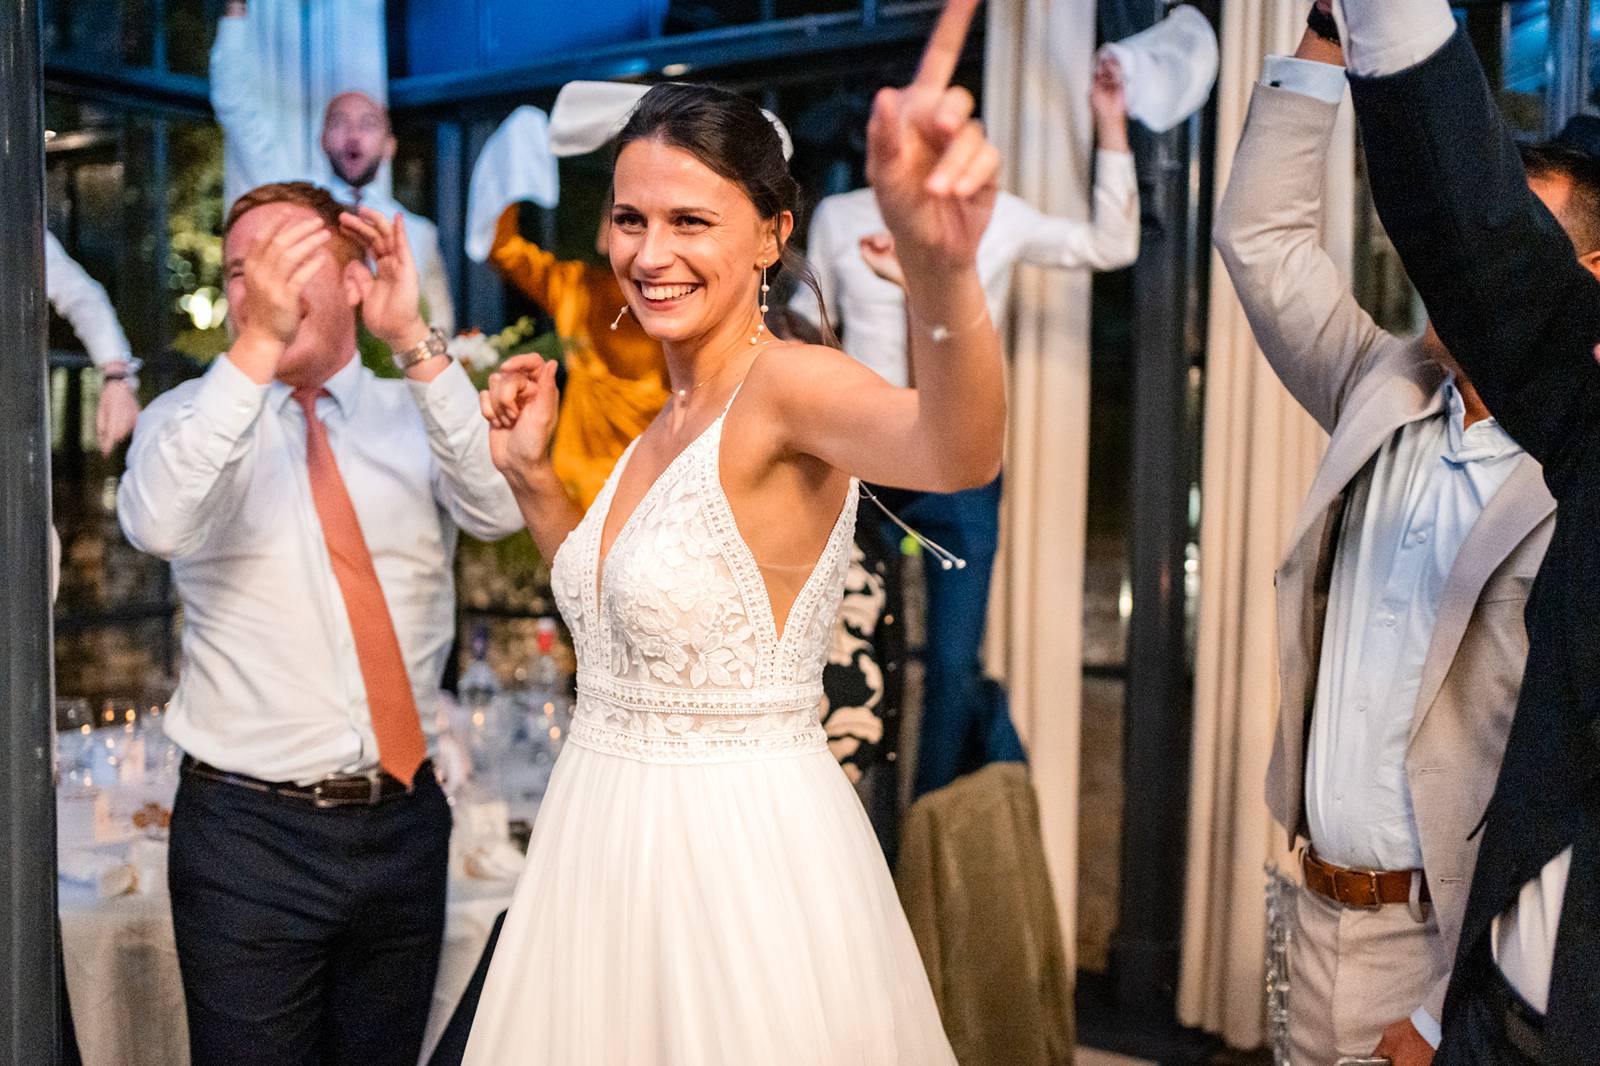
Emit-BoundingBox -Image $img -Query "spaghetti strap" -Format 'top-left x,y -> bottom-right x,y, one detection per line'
719,347 -> 769,420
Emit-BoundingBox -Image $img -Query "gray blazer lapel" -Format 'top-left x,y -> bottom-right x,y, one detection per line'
1407,455 -> 1556,745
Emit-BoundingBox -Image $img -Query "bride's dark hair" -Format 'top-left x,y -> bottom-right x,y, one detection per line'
613,82 -> 839,348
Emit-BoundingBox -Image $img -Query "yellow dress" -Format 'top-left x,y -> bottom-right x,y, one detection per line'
489,208 -> 669,511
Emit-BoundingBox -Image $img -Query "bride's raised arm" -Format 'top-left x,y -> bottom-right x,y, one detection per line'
766,0 -> 1005,492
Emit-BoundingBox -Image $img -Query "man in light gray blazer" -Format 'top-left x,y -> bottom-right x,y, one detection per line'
1212,16 -> 1576,1066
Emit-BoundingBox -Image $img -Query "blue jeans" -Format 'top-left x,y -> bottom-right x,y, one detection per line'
871,477 -> 1026,798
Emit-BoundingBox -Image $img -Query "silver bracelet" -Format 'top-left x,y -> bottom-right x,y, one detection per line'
911,305 -> 992,343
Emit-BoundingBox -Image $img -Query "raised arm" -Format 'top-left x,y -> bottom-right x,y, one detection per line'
1213,31 -> 1387,432
210,3 -> 292,199
1343,10 -> 1600,485
1016,57 -> 1140,273
121,215 -> 331,557
769,0 -> 1004,492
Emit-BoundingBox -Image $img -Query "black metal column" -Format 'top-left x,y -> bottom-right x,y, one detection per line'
1,1 -> 63,1063
1100,0 -> 1212,1026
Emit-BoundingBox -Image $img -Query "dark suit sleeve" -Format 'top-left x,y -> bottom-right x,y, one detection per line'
1348,28 -> 1600,496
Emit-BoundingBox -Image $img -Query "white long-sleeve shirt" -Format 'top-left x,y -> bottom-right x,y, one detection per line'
1328,0 -> 1569,1016
209,14 -> 456,335
45,232 -> 132,369
117,354 -> 521,784
789,152 -> 1140,386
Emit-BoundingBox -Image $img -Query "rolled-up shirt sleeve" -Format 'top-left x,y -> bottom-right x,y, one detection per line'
406,359 -> 522,540
118,355 -> 270,559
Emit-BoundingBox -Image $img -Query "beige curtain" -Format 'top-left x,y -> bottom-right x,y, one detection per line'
1177,1 -> 1352,1049
982,0 -> 1096,973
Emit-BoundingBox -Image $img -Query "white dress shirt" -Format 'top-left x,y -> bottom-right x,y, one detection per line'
209,14 -> 456,335
1307,379 -> 1524,874
117,354 -> 521,784
45,232 -> 133,369
789,154 -> 1140,386
1327,1 -> 1572,1014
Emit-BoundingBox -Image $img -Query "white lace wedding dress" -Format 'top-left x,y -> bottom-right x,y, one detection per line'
461,399 -> 958,1065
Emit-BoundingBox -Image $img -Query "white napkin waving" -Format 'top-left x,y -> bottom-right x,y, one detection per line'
465,106 -> 560,264
1097,5 -> 1219,134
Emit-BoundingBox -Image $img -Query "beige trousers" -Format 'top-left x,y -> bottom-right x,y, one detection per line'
1288,878 -> 1451,1066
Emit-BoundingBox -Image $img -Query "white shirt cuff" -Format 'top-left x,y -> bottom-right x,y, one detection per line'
1261,55 -> 1348,105
1334,0 -> 1456,78
1409,1006 -> 1442,1049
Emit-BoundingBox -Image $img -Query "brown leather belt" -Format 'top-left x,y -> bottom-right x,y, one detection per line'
182,756 -> 430,809
1302,847 -> 1430,910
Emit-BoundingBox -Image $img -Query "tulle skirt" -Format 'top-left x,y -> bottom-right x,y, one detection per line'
462,738 -> 957,1065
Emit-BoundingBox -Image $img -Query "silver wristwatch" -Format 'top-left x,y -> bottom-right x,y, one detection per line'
391,327 -> 449,371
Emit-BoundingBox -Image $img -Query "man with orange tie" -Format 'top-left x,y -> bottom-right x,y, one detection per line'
117,181 -> 522,1066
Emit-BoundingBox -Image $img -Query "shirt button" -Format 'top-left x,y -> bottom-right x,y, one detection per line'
1415,530 -> 1430,544
1356,703 -> 1368,714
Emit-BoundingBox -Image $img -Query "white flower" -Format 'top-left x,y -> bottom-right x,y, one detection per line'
448,331 -> 501,373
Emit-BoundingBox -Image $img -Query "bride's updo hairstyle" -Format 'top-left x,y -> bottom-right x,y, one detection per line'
613,82 -> 839,348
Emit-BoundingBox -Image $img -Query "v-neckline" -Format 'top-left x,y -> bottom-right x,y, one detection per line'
592,412 -> 726,608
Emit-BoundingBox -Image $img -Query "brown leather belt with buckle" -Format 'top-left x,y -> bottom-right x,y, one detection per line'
1302,847 -> 1430,910
182,756 -> 430,809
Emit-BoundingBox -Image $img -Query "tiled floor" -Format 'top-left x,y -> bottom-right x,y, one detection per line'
1078,1048 -> 1157,1066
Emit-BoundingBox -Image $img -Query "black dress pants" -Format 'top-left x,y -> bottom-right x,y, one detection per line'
1437,941 -> 1545,1066
168,764 -> 452,1066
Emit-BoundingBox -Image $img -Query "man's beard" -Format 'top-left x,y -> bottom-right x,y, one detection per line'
332,154 -> 382,189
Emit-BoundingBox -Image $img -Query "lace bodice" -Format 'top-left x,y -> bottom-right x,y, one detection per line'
550,407 -> 859,763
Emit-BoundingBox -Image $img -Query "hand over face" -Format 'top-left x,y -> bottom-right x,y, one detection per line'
480,354 -> 561,483
234,216 -> 331,348
865,0 -> 1000,273
1373,1017 -> 1435,1066
340,207 -> 428,351
96,378 -> 141,456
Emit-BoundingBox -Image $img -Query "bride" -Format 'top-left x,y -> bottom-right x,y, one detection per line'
464,1 -> 1002,1060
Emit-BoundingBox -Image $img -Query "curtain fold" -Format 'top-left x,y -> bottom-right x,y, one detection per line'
982,0 -> 1096,976
1176,1 -> 1350,1048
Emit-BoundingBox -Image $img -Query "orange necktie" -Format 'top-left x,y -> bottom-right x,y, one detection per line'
293,388 -> 427,786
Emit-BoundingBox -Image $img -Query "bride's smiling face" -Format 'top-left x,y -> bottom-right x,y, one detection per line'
609,139 -> 785,347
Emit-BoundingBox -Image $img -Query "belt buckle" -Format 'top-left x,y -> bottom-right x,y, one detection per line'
366,768 -> 382,805
311,781 -> 338,810
1353,869 -> 1383,911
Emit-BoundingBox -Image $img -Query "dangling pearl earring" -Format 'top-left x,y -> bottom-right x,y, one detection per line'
610,304 -> 630,331
749,263 -> 770,345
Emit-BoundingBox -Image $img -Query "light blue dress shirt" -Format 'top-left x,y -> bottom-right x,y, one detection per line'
1305,378 -> 1523,873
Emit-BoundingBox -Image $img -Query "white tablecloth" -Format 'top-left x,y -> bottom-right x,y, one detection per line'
60,872 -> 513,1066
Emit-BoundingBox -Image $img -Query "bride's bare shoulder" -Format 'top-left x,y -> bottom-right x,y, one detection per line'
747,340 -> 882,399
